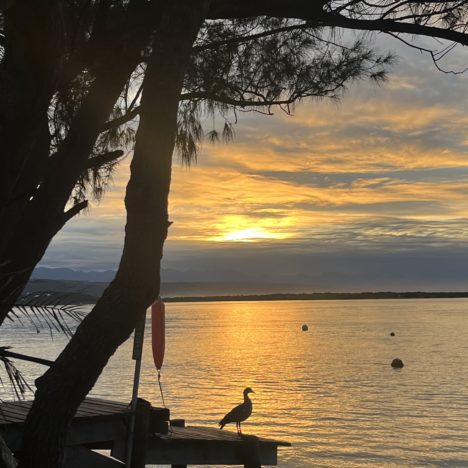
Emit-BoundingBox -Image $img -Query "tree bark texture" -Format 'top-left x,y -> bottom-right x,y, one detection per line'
0,1 -> 151,324
18,2 -> 209,467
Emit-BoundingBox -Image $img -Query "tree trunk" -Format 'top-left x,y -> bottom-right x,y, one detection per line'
18,2 -> 208,467
0,2 -> 151,324
0,0 -> 63,254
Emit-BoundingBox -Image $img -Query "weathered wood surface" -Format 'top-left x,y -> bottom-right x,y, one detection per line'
0,398 -> 290,467
146,426 -> 291,466
164,426 -> 290,446
0,398 -> 128,424
0,397 -> 169,425
0,398 -> 168,454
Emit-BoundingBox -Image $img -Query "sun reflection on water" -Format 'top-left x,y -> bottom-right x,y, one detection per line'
3,299 -> 468,467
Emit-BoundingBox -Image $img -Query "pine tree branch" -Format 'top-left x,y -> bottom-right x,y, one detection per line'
181,91 -> 299,108
207,1 -> 468,46
193,22 -> 312,52
63,199 -> 88,223
85,150 -> 124,170
322,12 -> 468,46
102,106 -> 140,131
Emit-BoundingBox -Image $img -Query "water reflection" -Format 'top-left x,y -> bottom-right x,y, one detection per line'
2,299 -> 468,466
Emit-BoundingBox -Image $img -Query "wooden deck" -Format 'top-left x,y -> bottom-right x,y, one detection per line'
147,425 -> 290,466
0,398 -> 290,467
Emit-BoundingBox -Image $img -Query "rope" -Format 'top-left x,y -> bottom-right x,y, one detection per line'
157,369 -> 166,408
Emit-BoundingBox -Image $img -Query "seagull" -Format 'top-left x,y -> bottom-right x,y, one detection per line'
219,387 -> 254,435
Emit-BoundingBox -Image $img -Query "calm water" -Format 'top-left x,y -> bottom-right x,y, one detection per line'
2,299 -> 468,467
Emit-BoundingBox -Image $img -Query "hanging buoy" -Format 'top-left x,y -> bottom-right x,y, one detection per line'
152,298 -> 167,407
152,298 -> 166,371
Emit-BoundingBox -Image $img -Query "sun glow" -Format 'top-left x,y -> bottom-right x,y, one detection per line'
211,215 -> 294,243
221,227 -> 285,242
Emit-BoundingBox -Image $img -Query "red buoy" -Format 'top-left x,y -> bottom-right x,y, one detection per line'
151,298 -> 165,371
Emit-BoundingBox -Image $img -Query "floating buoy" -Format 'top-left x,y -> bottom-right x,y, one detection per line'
302,324 -> 308,332
390,332 -> 395,337
391,358 -> 404,368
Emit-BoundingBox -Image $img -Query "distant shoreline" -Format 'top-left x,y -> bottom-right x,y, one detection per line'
163,291 -> 468,303
24,279 -> 468,304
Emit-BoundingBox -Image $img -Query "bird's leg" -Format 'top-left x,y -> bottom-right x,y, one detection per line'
236,422 -> 240,434
239,422 -> 242,435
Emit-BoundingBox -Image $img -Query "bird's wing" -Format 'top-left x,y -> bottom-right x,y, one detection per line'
219,402 -> 244,425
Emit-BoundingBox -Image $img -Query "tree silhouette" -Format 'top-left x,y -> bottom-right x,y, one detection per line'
1,1 -> 468,466
0,3 -> 395,325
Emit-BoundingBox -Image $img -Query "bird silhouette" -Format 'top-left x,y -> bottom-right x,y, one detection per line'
219,387 -> 254,435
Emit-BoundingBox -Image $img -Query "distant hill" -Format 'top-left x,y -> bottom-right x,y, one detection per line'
32,267 -> 116,282
23,278 -> 468,304
30,267 -> 315,297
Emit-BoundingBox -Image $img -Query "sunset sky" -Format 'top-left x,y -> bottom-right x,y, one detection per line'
39,34 -> 468,291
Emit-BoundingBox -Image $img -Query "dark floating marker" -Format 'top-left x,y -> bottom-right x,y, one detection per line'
391,358 -> 404,368
302,324 -> 309,332
390,332 -> 395,336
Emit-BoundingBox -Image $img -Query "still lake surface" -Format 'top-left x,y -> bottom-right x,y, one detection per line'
2,298 -> 468,467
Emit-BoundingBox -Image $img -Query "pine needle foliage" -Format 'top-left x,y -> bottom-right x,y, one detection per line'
176,17 -> 393,163
12,1 -> 467,203
42,8 -> 395,198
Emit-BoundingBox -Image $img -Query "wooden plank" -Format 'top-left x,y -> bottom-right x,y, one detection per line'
167,426 -> 290,446
0,398 -> 131,423
0,408 -> 26,424
2,402 -> 31,412
84,398 -> 131,411
0,408 -> 28,421
80,399 -> 127,411
75,404 -> 123,418
76,408 -> 121,418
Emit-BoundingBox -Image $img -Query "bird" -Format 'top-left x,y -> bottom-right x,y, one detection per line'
219,387 -> 254,435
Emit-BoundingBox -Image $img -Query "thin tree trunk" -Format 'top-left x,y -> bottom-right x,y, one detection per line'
18,2 -> 208,467
0,2 -> 151,324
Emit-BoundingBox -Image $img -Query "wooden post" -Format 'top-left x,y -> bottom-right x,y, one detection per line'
241,435 -> 262,468
125,311 -> 146,467
130,398 -> 151,468
170,420 -> 186,468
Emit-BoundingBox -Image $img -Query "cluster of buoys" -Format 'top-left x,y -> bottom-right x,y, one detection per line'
300,323 -> 404,368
